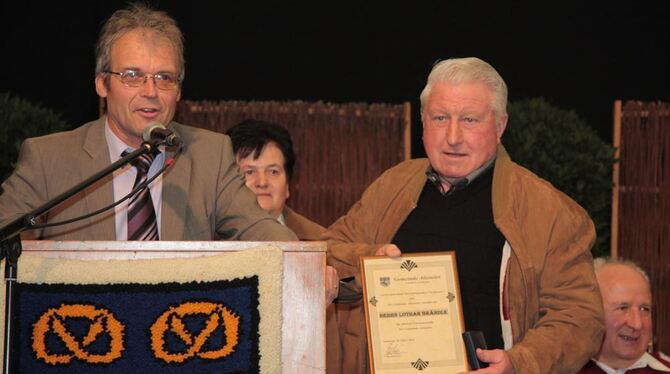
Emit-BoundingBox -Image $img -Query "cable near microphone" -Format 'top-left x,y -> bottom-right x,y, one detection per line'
142,122 -> 182,147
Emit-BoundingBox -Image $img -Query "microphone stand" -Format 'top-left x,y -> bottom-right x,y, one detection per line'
0,140 -> 161,374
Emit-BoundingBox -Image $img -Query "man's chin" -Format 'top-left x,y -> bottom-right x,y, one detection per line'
614,345 -> 646,360
256,200 -> 274,212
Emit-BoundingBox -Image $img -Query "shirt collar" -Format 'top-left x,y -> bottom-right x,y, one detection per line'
426,156 -> 496,195
277,213 -> 286,226
105,119 -> 132,164
593,352 -> 670,373
105,119 -> 165,163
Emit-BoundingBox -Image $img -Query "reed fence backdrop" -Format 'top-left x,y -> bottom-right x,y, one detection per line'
613,100 -> 670,353
175,100 -> 411,227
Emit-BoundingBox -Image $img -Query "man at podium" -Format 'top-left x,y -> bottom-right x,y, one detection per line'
0,4 -> 296,243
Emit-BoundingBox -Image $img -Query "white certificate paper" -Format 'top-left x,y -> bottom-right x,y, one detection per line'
360,252 -> 468,373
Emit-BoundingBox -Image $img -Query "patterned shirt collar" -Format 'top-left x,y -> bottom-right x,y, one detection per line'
593,352 -> 670,373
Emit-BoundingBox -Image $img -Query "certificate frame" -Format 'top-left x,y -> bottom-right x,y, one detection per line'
360,252 -> 468,373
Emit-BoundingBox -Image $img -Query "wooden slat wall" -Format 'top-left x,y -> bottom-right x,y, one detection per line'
174,100 -> 411,227
615,100 -> 670,352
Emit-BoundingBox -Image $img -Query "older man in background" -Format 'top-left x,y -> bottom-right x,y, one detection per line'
579,258 -> 670,373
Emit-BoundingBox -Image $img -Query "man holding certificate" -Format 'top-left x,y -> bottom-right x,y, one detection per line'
324,57 -> 604,373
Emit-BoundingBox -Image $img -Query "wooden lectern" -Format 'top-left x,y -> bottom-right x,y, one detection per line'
5,240 -> 326,373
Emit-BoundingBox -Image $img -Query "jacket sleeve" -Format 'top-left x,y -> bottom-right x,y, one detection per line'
506,202 -> 604,374
321,175 -> 388,281
0,138 -> 48,239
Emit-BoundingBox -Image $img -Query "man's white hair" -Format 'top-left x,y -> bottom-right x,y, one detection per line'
420,57 -> 508,121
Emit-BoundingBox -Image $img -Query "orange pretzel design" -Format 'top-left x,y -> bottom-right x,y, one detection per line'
150,301 -> 240,363
32,304 -> 125,365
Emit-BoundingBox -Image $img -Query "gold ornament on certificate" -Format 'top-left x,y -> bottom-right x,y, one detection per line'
360,252 -> 469,373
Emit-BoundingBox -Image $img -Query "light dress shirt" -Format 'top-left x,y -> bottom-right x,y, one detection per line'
105,121 -> 165,240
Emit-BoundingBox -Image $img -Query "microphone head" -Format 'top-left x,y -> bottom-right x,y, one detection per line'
142,122 -> 166,142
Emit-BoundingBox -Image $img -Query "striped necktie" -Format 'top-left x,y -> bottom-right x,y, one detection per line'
123,150 -> 159,240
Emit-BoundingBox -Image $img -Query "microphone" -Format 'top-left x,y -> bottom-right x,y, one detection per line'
142,122 -> 183,147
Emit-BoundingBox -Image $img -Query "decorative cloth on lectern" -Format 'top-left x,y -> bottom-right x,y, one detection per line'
0,246 -> 284,373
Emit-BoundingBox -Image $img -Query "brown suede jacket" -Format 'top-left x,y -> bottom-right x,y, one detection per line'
284,206 -> 326,241
324,146 -> 604,374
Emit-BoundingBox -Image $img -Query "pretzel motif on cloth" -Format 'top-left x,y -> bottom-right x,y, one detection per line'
32,304 -> 126,365
149,301 -> 240,363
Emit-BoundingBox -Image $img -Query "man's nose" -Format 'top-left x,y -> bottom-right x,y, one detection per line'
255,173 -> 268,187
446,121 -> 463,145
140,75 -> 158,97
627,308 -> 644,330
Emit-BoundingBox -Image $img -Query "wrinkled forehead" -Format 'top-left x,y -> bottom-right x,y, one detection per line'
110,28 -> 180,69
133,28 -> 175,47
598,265 -> 652,303
423,81 -> 496,114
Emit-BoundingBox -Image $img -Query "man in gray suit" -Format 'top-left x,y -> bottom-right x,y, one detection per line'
0,4 -> 296,242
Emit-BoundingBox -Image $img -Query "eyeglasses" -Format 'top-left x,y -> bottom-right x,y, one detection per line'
105,69 -> 180,90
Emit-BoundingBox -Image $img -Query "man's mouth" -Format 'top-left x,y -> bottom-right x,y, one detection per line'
618,333 -> 639,342
444,151 -> 466,157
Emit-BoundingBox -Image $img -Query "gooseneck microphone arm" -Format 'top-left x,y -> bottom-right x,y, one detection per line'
0,142 -> 159,241
0,139 -> 161,374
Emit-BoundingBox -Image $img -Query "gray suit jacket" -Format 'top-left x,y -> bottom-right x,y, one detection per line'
0,118 -> 297,241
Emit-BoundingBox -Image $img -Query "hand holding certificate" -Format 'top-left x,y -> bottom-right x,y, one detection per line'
360,252 -> 469,373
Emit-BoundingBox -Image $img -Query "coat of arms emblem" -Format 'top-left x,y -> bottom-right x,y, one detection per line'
379,276 -> 390,287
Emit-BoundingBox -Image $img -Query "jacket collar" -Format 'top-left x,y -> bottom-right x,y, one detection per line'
80,117 -> 116,239
491,145 -> 514,222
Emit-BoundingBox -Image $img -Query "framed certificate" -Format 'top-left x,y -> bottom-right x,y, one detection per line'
360,252 -> 468,373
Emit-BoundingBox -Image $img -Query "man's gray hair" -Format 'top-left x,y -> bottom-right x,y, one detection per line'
420,57 -> 507,121
95,3 -> 185,82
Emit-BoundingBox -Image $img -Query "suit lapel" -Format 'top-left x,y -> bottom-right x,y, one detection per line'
161,125 -> 191,240
161,152 -> 191,240
80,118 -> 116,239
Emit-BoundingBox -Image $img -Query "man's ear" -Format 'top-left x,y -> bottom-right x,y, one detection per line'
496,113 -> 509,143
95,74 -> 108,98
